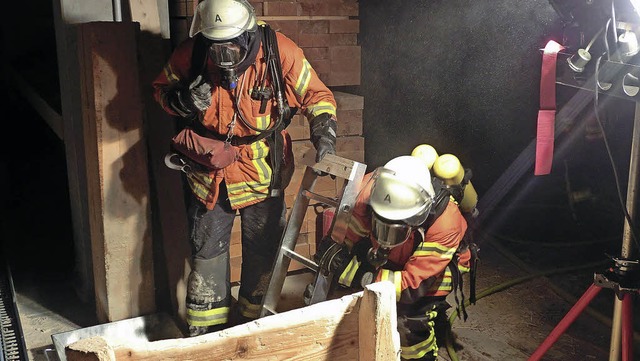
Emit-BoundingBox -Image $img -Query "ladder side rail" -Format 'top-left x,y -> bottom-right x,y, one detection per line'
260,166 -> 317,317
328,161 -> 367,243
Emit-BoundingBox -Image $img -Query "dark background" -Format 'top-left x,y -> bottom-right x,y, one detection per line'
1,0 -> 639,353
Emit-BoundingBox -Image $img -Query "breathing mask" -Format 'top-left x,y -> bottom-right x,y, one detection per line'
208,32 -> 253,90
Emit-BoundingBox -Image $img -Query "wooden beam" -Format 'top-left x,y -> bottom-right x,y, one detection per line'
65,283 -> 400,361
7,68 -> 64,140
359,282 -> 401,361
77,21 -> 156,322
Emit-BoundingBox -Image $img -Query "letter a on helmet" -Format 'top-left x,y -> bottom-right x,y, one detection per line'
369,155 -> 435,226
189,0 -> 257,41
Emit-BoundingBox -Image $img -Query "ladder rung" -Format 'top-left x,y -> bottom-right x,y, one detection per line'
302,190 -> 338,208
282,249 -> 319,271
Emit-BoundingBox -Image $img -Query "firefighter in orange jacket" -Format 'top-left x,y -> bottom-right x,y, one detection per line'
152,0 -> 337,337
318,155 -> 473,360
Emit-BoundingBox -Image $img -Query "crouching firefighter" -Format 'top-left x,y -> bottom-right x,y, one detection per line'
152,0 -> 338,337
315,154 -> 479,361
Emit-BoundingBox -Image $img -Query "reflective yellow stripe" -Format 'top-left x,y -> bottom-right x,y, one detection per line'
393,271 -> 402,301
413,242 -> 457,259
228,188 -> 269,208
380,270 -> 403,301
255,114 -> 271,132
427,269 -> 453,292
187,306 -> 230,327
294,59 -> 312,97
305,101 -> 337,118
347,216 -> 370,238
338,256 -> 360,287
237,296 -> 262,319
186,172 -> 215,200
458,264 -> 470,273
380,269 -> 393,283
250,140 -> 271,182
163,63 -> 181,83
400,326 -> 438,359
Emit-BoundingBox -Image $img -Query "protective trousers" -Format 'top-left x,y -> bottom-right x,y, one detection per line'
186,183 -> 286,331
397,297 -> 450,361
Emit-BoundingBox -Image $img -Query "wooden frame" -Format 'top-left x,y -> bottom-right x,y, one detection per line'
65,282 -> 400,361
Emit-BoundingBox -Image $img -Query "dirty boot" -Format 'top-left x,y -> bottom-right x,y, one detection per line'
188,325 -> 209,337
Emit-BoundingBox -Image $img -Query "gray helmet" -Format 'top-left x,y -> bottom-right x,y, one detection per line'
189,0 -> 257,41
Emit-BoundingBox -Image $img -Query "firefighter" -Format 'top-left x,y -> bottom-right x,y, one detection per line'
317,155 -> 473,361
152,0 -> 337,337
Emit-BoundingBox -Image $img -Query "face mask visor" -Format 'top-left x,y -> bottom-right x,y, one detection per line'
371,212 -> 414,249
209,42 -> 247,69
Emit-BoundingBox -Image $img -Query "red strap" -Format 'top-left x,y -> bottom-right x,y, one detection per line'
535,41 -> 563,175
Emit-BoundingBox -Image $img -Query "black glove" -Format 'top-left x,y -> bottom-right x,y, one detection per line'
165,75 -> 212,118
309,113 -> 337,163
314,236 -> 349,275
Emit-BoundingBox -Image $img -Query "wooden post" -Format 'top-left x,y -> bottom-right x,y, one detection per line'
77,21 -> 156,322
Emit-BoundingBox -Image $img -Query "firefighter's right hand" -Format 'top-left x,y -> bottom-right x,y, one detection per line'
186,75 -> 212,112
165,75 -> 212,118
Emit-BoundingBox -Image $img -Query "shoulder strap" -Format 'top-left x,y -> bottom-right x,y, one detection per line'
189,34 -> 209,81
424,177 -> 452,228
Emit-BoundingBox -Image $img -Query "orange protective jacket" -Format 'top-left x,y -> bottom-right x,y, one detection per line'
345,173 -> 471,304
152,26 -> 337,210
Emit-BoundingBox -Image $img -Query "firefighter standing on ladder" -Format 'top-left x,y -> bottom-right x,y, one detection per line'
152,0 -> 337,337
316,153 -> 478,361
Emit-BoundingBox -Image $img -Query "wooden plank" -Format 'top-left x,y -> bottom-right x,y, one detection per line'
359,282 -> 401,361
78,22 -> 155,322
65,283 -> 400,361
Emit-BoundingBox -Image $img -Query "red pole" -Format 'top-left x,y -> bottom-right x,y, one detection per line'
528,284 -> 603,361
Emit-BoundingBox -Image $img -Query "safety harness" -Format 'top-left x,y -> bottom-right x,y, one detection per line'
423,172 -> 479,322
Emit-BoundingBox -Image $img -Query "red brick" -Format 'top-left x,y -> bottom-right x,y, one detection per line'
328,69 -> 361,86
330,33 -> 358,46
252,2 -> 264,16
330,45 -> 360,60
299,20 -> 330,34
297,33 -> 331,48
334,91 -> 364,110
267,20 -> 300,42
330,19 -> 360,34
303,47 -> 329,61
264,1 -> 298,16
309,58 -> 330,75
298,1 -> 330,16
326,0 -> 358,16
335,109 -> 363,136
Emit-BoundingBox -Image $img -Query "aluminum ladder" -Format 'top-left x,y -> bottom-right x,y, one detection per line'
260,153 -> 367,317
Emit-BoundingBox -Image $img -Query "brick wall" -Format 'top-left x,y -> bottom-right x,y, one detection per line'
166,0 -> 363,282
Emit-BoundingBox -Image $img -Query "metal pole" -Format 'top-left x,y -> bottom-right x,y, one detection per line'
113,0 -> 122,22
608,100 -> 640,361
